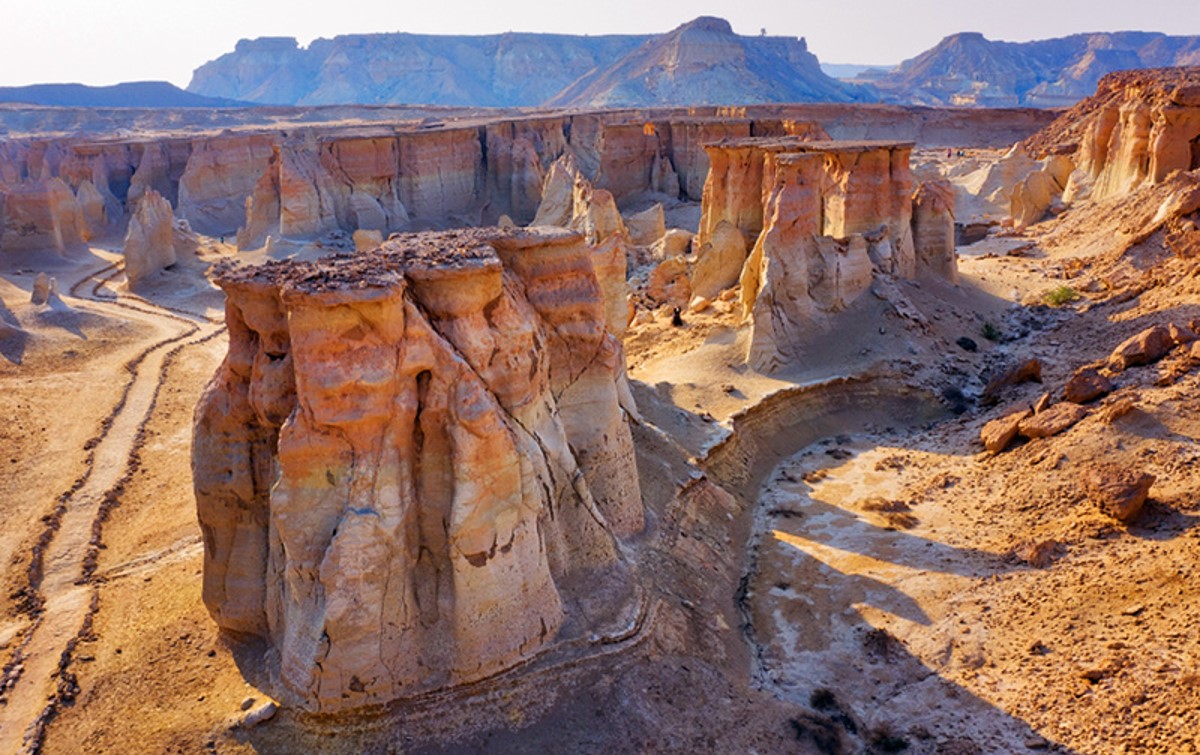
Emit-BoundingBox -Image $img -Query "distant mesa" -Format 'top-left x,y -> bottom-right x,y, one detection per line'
0,81 -> 250,109
187,16 -> 868,108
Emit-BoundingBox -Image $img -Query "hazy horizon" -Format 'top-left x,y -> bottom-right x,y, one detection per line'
3,0 -> 1198,89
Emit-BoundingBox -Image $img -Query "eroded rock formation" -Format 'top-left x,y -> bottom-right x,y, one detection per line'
912,180 -> 958,280
193,227 -> 643,712
123,190 -> 178,284
1026,68 -> 1200,203
696,139 -> 925,370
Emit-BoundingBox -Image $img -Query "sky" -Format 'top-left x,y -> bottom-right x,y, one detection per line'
2,0 -> 1198,88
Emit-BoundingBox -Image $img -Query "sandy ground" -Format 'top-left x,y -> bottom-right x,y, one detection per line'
0,150 -> 1198,754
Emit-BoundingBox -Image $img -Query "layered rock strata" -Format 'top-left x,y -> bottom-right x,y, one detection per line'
1025,68 -> 1200,202
695,139 -> 956,371
193,227 -> 643,712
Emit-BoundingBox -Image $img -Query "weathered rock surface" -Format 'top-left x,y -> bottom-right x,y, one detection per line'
1063,368 -> 1114,404
911,179 -> 958,280
717,139 -> 916,370
981,409 -> 1030,453
624,204 -> 665,247
1017,402 -> 1087,438
1108,324 -> 1175,371
193,227 -> 643,712
1026,68 -> 1200,203
690,220 -> 747,300
123,190 -> 178,284
1083,465 -> 1155,522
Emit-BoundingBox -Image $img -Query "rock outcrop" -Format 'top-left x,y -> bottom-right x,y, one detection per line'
698,138 -> 921,370
193,227 -> 643,712
123,190 -> 178,284
1025,68 -> 1200,203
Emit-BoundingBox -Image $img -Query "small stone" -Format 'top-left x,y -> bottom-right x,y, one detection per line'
241,697 -> 255,711
1108,325 -> 1174,371
240,701 -> 278,728
956,336 -> 978,352
1169,321 -> 1196,344
1032,392 -> 1051,414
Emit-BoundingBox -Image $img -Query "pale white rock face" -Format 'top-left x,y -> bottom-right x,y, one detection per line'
193,227 -> 643,713
123,189 -> 177,284
623,203 -> 665,247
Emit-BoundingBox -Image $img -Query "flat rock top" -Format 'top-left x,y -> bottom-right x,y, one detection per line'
215,226 -> 584,294
706,136 -> 915,152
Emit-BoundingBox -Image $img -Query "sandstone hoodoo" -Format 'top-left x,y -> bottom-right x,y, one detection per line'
693,137 -> 956,370
193,227 -> 644,712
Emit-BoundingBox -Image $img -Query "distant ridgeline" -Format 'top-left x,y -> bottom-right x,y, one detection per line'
186,17 -> 870,108
866,31 -> 1200,107
0,82 -> 249,108
189,21 -> 1200,110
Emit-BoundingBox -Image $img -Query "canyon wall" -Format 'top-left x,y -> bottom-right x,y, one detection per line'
0,105 -> 1056,255
193,227 -> 643,712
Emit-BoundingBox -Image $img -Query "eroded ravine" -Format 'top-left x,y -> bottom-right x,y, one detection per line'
0,261 -> 223,755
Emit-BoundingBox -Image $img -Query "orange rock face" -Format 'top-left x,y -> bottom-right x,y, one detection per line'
704,139 -> 917,371
193,227 -> 643,712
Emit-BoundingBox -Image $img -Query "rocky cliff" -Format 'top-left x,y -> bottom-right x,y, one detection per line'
193,227 -> 644,711
189,18 -> 864,108
869,32 -> 1200,108
0,106 -> 1056,254
1024,68 -> 1200,202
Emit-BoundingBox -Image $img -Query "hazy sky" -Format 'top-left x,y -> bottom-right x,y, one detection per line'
3,0 -> 1198,88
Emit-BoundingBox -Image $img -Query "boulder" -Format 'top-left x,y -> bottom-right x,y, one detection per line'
981,409 -> 1030,453
352,229 -> 383,252
1017,402 -> 1087,438
1108,325 -> 1174,371
648,256 -> 692,307
31,273 -> 51,305
653,228 -> 693,260
981,358 -> 1042,402
1083,465 -> 1155,522
690,220 -> 747,300
624,204 -> 665,246
1063,368 -> 1113,404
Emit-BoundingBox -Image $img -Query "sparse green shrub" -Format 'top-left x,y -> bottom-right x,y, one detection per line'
981,322 -> 1002,342
1043,285 -> 1080,307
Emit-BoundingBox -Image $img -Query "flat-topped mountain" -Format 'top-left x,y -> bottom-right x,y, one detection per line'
188,17 -> 866,107
869,31 -> 1200,107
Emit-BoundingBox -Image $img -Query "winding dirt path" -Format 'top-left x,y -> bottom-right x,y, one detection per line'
0,261 -> 222,754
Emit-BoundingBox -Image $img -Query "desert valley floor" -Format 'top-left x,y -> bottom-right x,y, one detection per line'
2,69 -> 1200,754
